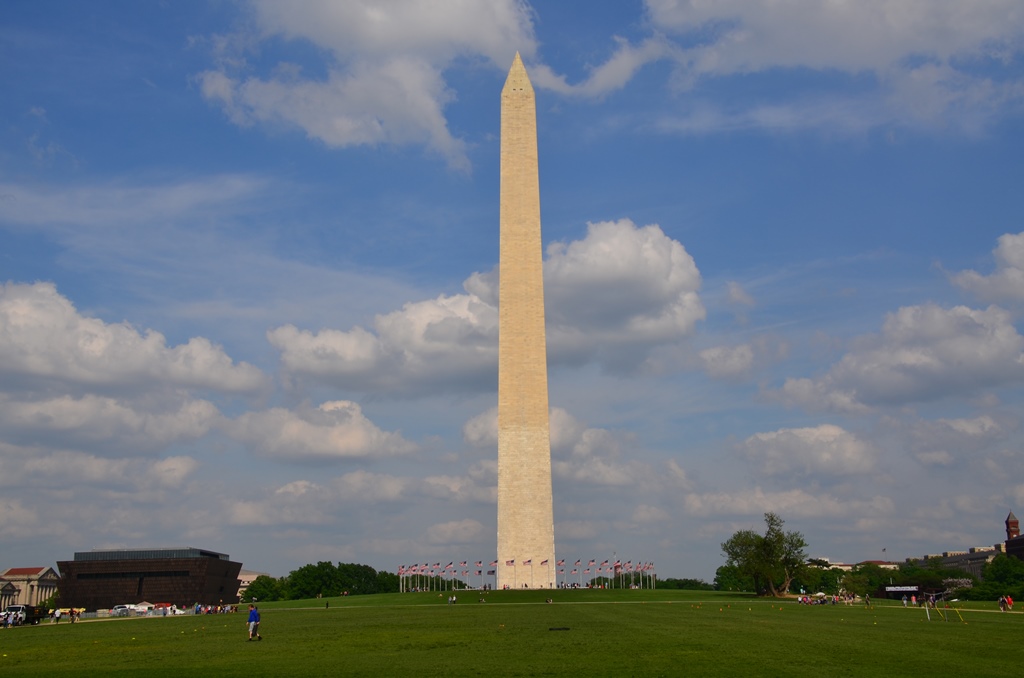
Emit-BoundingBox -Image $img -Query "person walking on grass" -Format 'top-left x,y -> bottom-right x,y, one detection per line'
247,604 -> 262,641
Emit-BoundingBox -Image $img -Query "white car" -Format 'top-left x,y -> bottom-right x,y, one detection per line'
111,605 -> 132,617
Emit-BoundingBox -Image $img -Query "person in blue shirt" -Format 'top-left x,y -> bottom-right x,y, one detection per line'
246,604 -> 262,641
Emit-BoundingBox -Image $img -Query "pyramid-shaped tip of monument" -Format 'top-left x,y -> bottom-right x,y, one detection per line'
504,51 -> 533,92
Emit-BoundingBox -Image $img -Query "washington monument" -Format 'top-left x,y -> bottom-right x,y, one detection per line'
496,53 -> 556,589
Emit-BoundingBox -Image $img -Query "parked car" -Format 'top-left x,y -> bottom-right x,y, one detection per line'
111,605 -> 132,617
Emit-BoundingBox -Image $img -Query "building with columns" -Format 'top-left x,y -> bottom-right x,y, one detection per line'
0,567 -> 59,607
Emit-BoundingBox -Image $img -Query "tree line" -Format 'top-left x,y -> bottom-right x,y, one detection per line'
715,511 -> 1024,601
244,561 -> 399,601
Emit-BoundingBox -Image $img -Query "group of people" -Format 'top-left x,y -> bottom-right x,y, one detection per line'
194,603 -> 237,615
998,595 -> 1015,611
52,608 -> 82,623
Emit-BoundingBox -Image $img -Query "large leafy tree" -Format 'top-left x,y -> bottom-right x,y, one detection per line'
245,575 -> 283,602
721,512 -> 808,597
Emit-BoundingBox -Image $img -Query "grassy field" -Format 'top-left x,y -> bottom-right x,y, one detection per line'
0,590 -> 1018,676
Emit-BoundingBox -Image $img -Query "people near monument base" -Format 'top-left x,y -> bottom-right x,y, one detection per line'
901,595 -> 908,607
247,604 -> 262,641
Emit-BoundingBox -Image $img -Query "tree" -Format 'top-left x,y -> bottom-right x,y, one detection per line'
245,575 -> 283,602
721,512 -> 808,597
660,577 -> 714,591
714,564 -> 754,592
286,561 -> 339,599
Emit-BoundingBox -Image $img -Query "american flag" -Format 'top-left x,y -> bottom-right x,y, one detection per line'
558,569 -> 565,574
445,562 -> 453,570
588,560 -> 595,566
574,559 -> 581,566
490,561 -> 498,567
487,570 -> 495,575
459,561 -> 467,567
475,570 -> 482,576
601,560 -> 608,566
571,569 -> 578,575
557,559 -> 565,566
584,569 -> 590,574
505,559 -> 514,566
475,561 -> 483,567
540,559 -> 548,566
523,559 -> 532,565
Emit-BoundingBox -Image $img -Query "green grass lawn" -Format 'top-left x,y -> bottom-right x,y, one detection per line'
0,590 -> 1017,676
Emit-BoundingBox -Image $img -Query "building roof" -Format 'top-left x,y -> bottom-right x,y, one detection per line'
1,567 -> 49,577
71,547 -> 230,562
1008,511 -> 1018,522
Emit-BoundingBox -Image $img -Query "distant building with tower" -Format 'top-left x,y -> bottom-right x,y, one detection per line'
1004,511 -> 1024,562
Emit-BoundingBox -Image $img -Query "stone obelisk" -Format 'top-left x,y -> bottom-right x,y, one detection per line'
497,52 -> 555,589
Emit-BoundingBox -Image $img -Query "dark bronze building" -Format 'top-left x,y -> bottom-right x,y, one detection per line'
57,547 -> 242,611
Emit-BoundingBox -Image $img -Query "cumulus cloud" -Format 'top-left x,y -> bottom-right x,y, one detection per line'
779,303 -> 1024,412
0,445 -> 200,492
462,405 -> 663,489
952,231 -> 1024,302
645,0 -> 1024,132
225,401 -> 416,462
0,394 -> 220,456
270,219 -> 704,394
543,220 -> 704,365
0,282 -> 266,395
198,0 -> 536,168
739,424 -> 876,478
269,293 -> 497,395
907,414 -> 1010,466
226,465 -> 495,528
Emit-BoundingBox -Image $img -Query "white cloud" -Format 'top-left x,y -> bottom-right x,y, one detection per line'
270,219 -> 704,393
0,499 -> 42,538
530,36 -> 676,97
699,344 -> 754,378
544,220 -> 704,360
0,445 -> 200,492
426,519 -> 485,545
631,504 -> 670,523
199,0 -> 537,168
226,401 -> 416,462
907,414 -> 1009,466
727,281 -> 755,307
739,424 -> 876,478
779,303 -> 1024,411
647,0 -> 1024,74
0,282 -> 266,394
683,487 -> 894,520
0,394 -> 220,456
952,231 -> 1024,302
644,0 -> 1024,132
269,293 -> 497,395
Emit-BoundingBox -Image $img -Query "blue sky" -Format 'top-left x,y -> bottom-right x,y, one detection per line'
2,0 -> 1024,583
